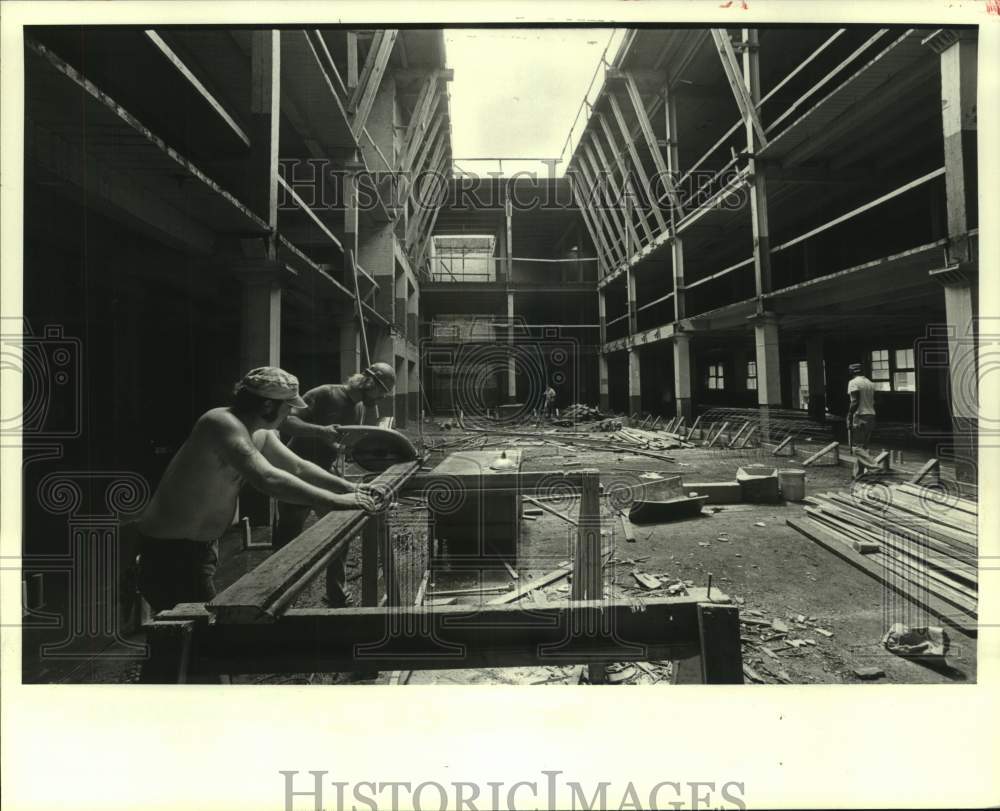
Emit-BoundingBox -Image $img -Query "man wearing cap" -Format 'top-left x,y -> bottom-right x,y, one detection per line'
133,367 -> 382,614
847,362 -> 876,454
273,362 -> 396,606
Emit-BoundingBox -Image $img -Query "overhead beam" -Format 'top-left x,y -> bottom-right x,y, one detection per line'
710,29 -> 768,148
607,92 -> 668,233
567,170 -> 612,276
582,138 -> 637,256
595,114 -> 654,244
349,30 -> 399,137
576,152 -> 627,267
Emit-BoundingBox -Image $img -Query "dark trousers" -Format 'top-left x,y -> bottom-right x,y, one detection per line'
137,535 -> 218,613
273,502 -> 347,607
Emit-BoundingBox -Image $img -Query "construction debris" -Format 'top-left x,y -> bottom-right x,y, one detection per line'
882,623 -> 949,661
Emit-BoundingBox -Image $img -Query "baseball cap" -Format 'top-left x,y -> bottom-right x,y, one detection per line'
236,367 -> 308,407
848,363 -> 863,374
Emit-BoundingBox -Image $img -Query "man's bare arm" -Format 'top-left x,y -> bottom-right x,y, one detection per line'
212,419 -> 364,510
848,390 -> 860,421
260,431 -> 357,493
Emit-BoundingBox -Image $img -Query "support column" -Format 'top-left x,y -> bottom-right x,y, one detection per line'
934,31 -> 979,483
628,347 -> 642,416
742,29 -> 773,300
806,335 -> 826,422
394,353 -> 407,428
626,268 -> 638,335
241,29 -> 281,528
408,359 -> 419,423
339,319 -> 361,378
753,313 -> 782,441
673,332 -> 692,421
598,289 -> 607,346
506,293 -> 517,404
598,353 -> 610,412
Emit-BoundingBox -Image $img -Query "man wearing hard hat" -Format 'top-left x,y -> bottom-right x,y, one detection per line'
274,362 -> 396,606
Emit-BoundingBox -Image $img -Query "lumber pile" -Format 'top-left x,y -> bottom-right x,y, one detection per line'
790,482 -> 977,633
562,403 -> 605,421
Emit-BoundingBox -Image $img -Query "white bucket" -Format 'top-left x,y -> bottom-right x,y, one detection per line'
778,469 -> 806,501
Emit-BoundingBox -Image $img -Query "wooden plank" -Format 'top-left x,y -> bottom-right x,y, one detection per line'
697,603 -> 744,684
207,461 -> 421,623
908,458 -> 941,485
487,562 -> 572,605
618,511 -> 637,542
787,517 -> 977,636
727,421 -> 751,448
595,113 -> 655,243
706,422 -> 729,449
190,596 -> 708,675
896,483 -> 977,516
350,30 -> 398,133
622,72 -> 685,216
522,496 -> 579,527
802,441 -> 840,466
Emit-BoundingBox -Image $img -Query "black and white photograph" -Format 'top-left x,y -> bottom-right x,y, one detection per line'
2,2 -> 998,809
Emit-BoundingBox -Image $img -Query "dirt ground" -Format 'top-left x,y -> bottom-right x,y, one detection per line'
22,420 -> 977,685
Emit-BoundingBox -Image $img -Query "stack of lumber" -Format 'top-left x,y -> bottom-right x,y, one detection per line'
790,483 -> 977,633
562,403 -> 605,421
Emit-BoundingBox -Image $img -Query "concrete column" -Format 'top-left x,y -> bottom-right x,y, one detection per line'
408,359 -> 419,423
598,289 -> 607,347
506,293 -> 517,403
754,314 -> 782,407
339,319 -> 361,378
936,31 -> 979,482
806,335 -> 826,422
626,268 -> 638,335
628,347 -> 642,416
598,353 -> 610,412
671,237 -> 685,321
742,29 -> 772,297
673,332 -> 692,420
238,265 -> 282,375
394,354 -> 407,428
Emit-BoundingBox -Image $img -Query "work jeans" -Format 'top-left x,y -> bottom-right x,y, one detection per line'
273,502 -> 348,607
136,534 -> 218,613
852,414 -> 876,451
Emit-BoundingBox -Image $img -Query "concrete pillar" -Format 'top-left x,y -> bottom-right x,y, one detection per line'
628,348 -> 642,416
506,293 -> 517,403
394,353 -> 407,428
598,289 -> 607,347
598,353 -> 610,412
626,268 -> 638,335
408,359 -> 419,423
806,335 -> 826,422
339,319 -> 361,379
936,32 -> 979,483
671,237 -> 685,321
742,29 -> 772,298
673,332 -> 692,420
238,265 -> 282,374
753,314 -> 782,441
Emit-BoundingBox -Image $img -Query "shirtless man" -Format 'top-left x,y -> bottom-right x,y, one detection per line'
274,362 -> 396,606
133,366 -> 380,613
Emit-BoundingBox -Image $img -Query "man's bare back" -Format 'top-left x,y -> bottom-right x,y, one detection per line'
136,408 -> 269,541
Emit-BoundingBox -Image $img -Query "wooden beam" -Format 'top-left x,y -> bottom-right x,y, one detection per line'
607,92 -> 668,232
595,114 -> 654,243
145,30 -> 250,148
350,30 -> 398,137
802,441 -> 840,466
710,29 -> 768,148
576,154 -> 627,267
621,72 -> 685,217
207,461 -> 421,623
180,596 -> 714,676
582,139 -> 636,257
567,170 -> 613,275
346,31 -> 359,90
401,75 -> 439,172
772,434 -> 795,456
909,458 -> 940,485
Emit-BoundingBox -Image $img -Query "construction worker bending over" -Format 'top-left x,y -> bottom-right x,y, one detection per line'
132,367 -> 381,614
274,362 -> 396,606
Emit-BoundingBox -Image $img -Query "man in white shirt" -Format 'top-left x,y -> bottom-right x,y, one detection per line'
846,362 -> 876,454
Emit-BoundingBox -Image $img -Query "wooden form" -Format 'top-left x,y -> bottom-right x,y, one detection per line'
772,434 -> 796,456
802,441 -> 840,466
206,460 -> 421,624
705,421 -> 729,448
143,593 -> 742,681
727,421 -> 752,448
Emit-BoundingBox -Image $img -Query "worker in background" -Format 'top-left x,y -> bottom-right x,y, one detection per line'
274,362 -> 396,606
542,383 -> 557,419
847,362 -> 876,455
133,367 -> 382,614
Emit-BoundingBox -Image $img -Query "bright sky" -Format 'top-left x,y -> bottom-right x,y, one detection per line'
443,28 -> 624,177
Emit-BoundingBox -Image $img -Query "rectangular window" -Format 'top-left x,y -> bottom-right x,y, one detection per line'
871,349 -> 891,391
708,363 -> 725,391
798,360 -> 810,410
747,361 -> 757,391
894,348 -> 916,391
